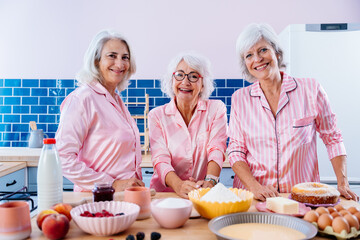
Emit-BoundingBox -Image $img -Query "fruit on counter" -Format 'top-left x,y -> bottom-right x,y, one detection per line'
36,209 -> 59,230
126,235 -> 135,240
136,231 -> 145,240
79,209 -> 124,217
42,214 -> 70,240
51,203 -> 73,221
151,231 -> 161,240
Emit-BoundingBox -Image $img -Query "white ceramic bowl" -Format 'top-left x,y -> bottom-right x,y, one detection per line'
151,198 -> 192,229
70,201 -> 139,236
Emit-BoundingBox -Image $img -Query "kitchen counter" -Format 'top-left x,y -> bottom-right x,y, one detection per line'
27,192 -> 360,240
0,161 -> 26,178
0,147 -> 231,168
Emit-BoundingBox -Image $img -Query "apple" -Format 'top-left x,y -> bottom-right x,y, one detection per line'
36,209 -> 59,230
42,214 -> 70,240
52,203 -> 73,221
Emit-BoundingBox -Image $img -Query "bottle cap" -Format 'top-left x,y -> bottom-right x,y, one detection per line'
43,138 -> 56,144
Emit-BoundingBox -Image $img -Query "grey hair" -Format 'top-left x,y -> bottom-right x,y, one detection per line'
236,23 -> 286,82
76,29 -> 136,92
161,51 -> 215,100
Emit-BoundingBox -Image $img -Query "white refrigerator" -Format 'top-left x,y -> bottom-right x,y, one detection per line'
279,23 -> 360,184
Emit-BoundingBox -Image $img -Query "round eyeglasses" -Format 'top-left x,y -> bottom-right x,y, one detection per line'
173,71 -> 202,83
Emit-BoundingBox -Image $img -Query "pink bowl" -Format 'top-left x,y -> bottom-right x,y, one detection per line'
70,201 -> 139,236
151,198 -> 192,229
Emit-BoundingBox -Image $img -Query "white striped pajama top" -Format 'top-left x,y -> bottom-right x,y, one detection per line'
228,72 -> 346,193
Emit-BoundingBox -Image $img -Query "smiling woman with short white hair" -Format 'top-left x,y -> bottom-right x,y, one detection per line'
148,52 -> 228,198
56,29 -> 145,192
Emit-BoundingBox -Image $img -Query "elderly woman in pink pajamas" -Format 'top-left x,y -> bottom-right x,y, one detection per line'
148,52 -> 228,198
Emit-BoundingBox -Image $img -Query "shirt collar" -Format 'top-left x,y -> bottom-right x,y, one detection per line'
165,98 -> 206,115
249,72 -> 297,97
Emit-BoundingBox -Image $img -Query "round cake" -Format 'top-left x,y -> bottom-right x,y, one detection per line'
291,182 -> 340,205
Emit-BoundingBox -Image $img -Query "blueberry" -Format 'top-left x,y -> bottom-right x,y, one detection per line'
151,232 -> 161,240
126,235 -> 135,240
136,231 -> 145,240
115,212 -> 125,216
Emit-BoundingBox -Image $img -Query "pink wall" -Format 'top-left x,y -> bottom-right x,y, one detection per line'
1,0 -> 359,79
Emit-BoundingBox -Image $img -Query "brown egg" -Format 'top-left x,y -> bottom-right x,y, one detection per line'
335,204 -> 345,212
339,210 -> 351,216
347,206 -> 360,215
316,206 -> 330,215
331,211 -> 342,218
332,216 -> 350,234
317,213 -> 333,231
327,207 -> 336,213
354,211 -> 360,222
344,213 -> 360,230
304,210 -> 319,223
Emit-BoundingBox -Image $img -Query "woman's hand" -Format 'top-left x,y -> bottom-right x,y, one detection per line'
250,184 -> 279,202
112,178 -> 145,192
338,184 -> 359,202
201,180 -> 215,188
174,179 -> 200,199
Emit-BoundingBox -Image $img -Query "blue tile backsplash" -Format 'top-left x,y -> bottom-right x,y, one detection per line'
0,78 -> 246,147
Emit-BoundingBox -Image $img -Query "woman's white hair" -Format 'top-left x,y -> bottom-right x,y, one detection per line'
236,23 -> 286,82
161,51 -> 215,100
76,29 -> 136,92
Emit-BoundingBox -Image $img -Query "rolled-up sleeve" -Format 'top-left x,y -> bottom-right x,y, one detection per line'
227,92 -> 248,167
207,101 -> 227,168
148,110 -> 174,187
315,84 -> 346,160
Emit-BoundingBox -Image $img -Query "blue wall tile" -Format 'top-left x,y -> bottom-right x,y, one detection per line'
21,133 -> 30,141
23,79 -> 39,87
66,88 -> 75,95
37,124 -> 47,132
31,88 -> 48,96
12,142 -> 28,147
13,106 -> 30,114
244,80 -> 252,87
31,106 -> 47,114
128,80 -> 136,88
57,97 -> 65,105
227,79 -> 243,88
146,89 -> 163,97
48,124 -> 58,132
3,133 -> 20,141
5,79 -> 21,87
128,89 -> 145,96
57,79 -> 74,88
155,97 -> 170,106
0,106 -> 11,113
155,80 -> 161,88
12,124 -> 29,132
21,115 -> 37,123
40,97 -> 56,105
217,88 -> 236,96
0,142 -> 10,147
0,79 -> 3,87
14,88 -> 30,96
49,88 -> 65,96
48,106 -> 60,114
40,79 -> 56,87
22,97 -> 38,105
39,115 -> 55,123
0,124 -> 11,131
4,97 -> 21,105
47,133 -> 55,138
214,79 -> 225,87
0,97 -> 3,105
0,88 -> 12,96
138,79 -> 154,88
4,115 -> 20,123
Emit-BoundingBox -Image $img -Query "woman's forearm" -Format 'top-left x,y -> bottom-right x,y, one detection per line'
232,161 -> 261,191
330,155 -> 348,186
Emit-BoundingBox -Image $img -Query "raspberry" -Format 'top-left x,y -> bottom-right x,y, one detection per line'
151,232 -> 161,240
136,231 -> 145,240
83,211 -> 91,215
95,212 -> 103,217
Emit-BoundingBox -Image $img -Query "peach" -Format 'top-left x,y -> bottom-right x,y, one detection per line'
52,203 -> 73,221
42,214 -> 70,240
36,209 -> 58,230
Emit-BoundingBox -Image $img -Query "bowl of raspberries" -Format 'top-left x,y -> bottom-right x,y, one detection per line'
70,201 -> 140,236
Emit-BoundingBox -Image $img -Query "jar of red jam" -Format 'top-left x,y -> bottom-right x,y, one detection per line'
92,182 -> 115,202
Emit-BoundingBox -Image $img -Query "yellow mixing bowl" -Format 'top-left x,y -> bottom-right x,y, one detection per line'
188,188 -> 253,219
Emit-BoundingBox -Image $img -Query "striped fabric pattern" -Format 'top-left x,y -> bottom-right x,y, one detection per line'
228,72 -> 346,193
148,99 -> 228,192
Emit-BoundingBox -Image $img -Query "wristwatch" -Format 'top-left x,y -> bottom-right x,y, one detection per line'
204,174 -> 219,185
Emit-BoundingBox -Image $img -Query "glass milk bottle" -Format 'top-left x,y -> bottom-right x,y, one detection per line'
37,138 -> 63,212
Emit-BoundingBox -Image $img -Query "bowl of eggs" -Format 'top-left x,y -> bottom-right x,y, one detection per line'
188,183 -> 253,219
303,205 -> 360,239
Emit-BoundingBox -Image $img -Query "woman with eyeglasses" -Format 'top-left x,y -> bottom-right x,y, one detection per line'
148,52 -> 228,198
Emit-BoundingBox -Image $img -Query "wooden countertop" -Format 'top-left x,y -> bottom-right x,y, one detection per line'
0,147 -> 230,169
28,192 -> 360,240
0,161 -> 27,177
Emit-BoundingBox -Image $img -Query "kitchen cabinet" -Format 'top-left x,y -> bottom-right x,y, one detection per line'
219,168 -> 234,188
0,168 -> 26,192
27,167 -> 74,192
141,167 -> 153,187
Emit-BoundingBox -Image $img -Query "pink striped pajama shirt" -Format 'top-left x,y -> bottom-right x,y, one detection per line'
149,99 -> 228,192
228,72 -> 346,193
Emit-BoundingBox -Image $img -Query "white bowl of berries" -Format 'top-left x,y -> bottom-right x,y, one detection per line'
70,201 -> 140,236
